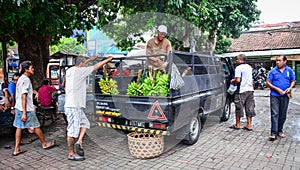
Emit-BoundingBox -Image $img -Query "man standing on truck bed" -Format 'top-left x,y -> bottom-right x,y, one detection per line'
64,56 -> 113,161
229,54 -> 256,131
146,25 -> 172,70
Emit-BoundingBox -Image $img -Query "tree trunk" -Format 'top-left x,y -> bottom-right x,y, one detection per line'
17,34 -> 51,90
208,30 -> 217,55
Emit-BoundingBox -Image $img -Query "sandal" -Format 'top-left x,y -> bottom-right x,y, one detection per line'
278,133 -> 286,138
12,149 -> 27,156
269,136 -> 277,141
43,139 -> 57,150
68,154 -> 85,161
229,124 -> 240,130
243,127 -> 253,131
75,142 -> 84,156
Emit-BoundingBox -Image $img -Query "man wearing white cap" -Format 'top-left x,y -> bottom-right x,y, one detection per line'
146,25 -> 172,70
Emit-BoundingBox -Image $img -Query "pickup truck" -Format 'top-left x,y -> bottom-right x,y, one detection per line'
95,50 -> 234,145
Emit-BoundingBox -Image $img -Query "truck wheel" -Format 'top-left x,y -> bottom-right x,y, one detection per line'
182,114 -> 201,145
220,97 -> 231,121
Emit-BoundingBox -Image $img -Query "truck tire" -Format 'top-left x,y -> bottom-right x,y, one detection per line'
182,114 -> 201,145
220,97 -> 231,121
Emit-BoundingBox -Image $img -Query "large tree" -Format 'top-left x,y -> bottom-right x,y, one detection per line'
0,0 -> 102,87
0,0 -> 260,87
97,0 -> 260,53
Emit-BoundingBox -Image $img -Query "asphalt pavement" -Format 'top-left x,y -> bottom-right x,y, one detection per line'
0,86 -> 300,170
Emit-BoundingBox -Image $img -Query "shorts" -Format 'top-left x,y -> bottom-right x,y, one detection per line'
234,91 -> 256,117
65,107 -> 90,138
13,109 -> 40,129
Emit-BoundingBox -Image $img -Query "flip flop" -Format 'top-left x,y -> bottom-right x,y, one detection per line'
269,136 -> 277,141
243,127 -> 253,131
43,139 -> 57,150
75,142 -> 84,156
229,124 -> 240,130
12,150 -> 27,156
68,155 -> 85,161
278,133 -> 286,138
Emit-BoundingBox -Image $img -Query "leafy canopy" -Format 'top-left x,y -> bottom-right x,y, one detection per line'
96,0 -> 260,53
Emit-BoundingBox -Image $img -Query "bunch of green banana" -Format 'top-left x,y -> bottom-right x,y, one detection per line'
127,81 -> 143,96
152,72 -> 169,97
99,77 -> 119,95
142,77 -> 155,96
127,70 -> 170,97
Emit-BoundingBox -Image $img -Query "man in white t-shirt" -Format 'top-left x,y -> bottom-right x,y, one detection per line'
64,56 -> 112,161
229,54 -> 256,131
13,61 -> 56,156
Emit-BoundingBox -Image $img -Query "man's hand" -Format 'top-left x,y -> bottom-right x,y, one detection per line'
11,109 -> 15,115
107,56 -> 113,61
284,88 -> 292,94
230,79 -> 236,84
21,113 -> 27,122
93,56 -> 113,71
277,88 -> 285,95
90,56 -> 97,61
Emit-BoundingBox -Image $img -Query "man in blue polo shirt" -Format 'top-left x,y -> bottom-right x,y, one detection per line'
266,55 -> 295,141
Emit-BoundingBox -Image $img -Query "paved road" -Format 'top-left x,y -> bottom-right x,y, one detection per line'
0,86 -> 300,170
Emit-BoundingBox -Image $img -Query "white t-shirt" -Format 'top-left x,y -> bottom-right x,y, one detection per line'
64,66 -> 94,108
15,75 -> 35,111
235,64 -> 254,93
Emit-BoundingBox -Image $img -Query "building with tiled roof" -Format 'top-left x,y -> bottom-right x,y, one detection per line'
222,21 -> 300,84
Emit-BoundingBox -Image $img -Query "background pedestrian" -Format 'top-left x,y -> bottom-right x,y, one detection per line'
266,55 -> 295,141
13,61 -> 56,156
229,54 -> 256,131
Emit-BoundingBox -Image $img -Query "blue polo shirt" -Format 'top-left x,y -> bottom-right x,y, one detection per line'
267,65 -> 295,97
8,81 -> 17,102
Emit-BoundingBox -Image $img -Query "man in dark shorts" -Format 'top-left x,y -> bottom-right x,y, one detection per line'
229,54 -> 256,131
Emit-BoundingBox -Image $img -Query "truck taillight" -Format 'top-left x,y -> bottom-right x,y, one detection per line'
149,123 -> 166,130
99,116 -> 113,123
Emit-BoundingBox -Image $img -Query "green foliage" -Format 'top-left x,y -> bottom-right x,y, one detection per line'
96,0 -> 260,53
50,37 -> 87,55
0,0 -> 260,86
215,36 -> 232,54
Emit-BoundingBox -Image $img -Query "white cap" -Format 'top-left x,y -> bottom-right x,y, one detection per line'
157,25 -> 167,34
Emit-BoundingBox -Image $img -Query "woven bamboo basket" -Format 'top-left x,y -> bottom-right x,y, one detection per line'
127,132 -> 164,159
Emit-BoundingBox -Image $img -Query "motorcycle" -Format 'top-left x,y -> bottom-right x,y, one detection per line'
253,66 -> 267,90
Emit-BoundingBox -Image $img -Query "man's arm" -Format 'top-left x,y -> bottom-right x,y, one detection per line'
166,39 -> 172,54
146,40 -> 153,55
266,80 -> 285,95
3,89 -> 11,108
8,83 -> 15,112
284,80 -> 296,94
84,56 -> 97,65
21,93 -> 27,122
93,56 -> 113,71
10,93 -> 15,114
33,90 -> 39,100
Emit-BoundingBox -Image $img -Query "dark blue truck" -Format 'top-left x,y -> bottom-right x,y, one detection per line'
95,50 -> 234,145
